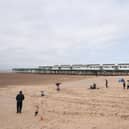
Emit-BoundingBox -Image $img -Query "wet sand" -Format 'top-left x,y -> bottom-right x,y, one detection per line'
0,73 -> 129,129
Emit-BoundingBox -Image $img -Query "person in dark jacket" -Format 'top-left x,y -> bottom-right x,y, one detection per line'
123,79 -> 126,89
16,91 -> 24,113
105,79 -> 108,88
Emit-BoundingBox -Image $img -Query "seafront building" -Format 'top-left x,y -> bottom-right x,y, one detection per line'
12,64 -> 129,76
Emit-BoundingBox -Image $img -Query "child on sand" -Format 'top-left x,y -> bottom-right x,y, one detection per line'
56,83 -> 61,91
90,83 -> 96,89
41,91 -> 45,96
34,105 -> 39,116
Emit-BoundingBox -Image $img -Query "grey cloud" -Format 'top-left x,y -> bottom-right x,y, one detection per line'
0,0 -> 129,70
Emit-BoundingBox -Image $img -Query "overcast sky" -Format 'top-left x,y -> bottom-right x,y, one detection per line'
0,0 -> 129,70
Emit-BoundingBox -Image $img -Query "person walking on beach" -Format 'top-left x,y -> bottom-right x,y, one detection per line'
105,79 -> 108,88
122,79 -> 126,89
16,91 -> 25,113
56,83 -> 61,91
127,80 -> 129,89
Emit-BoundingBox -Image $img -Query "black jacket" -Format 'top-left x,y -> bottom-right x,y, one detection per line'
16,94 -> 24,102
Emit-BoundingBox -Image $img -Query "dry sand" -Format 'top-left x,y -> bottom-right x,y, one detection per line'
0,73 -> 129,129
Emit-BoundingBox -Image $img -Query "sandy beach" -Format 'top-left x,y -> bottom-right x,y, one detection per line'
0,73 -> 129,129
